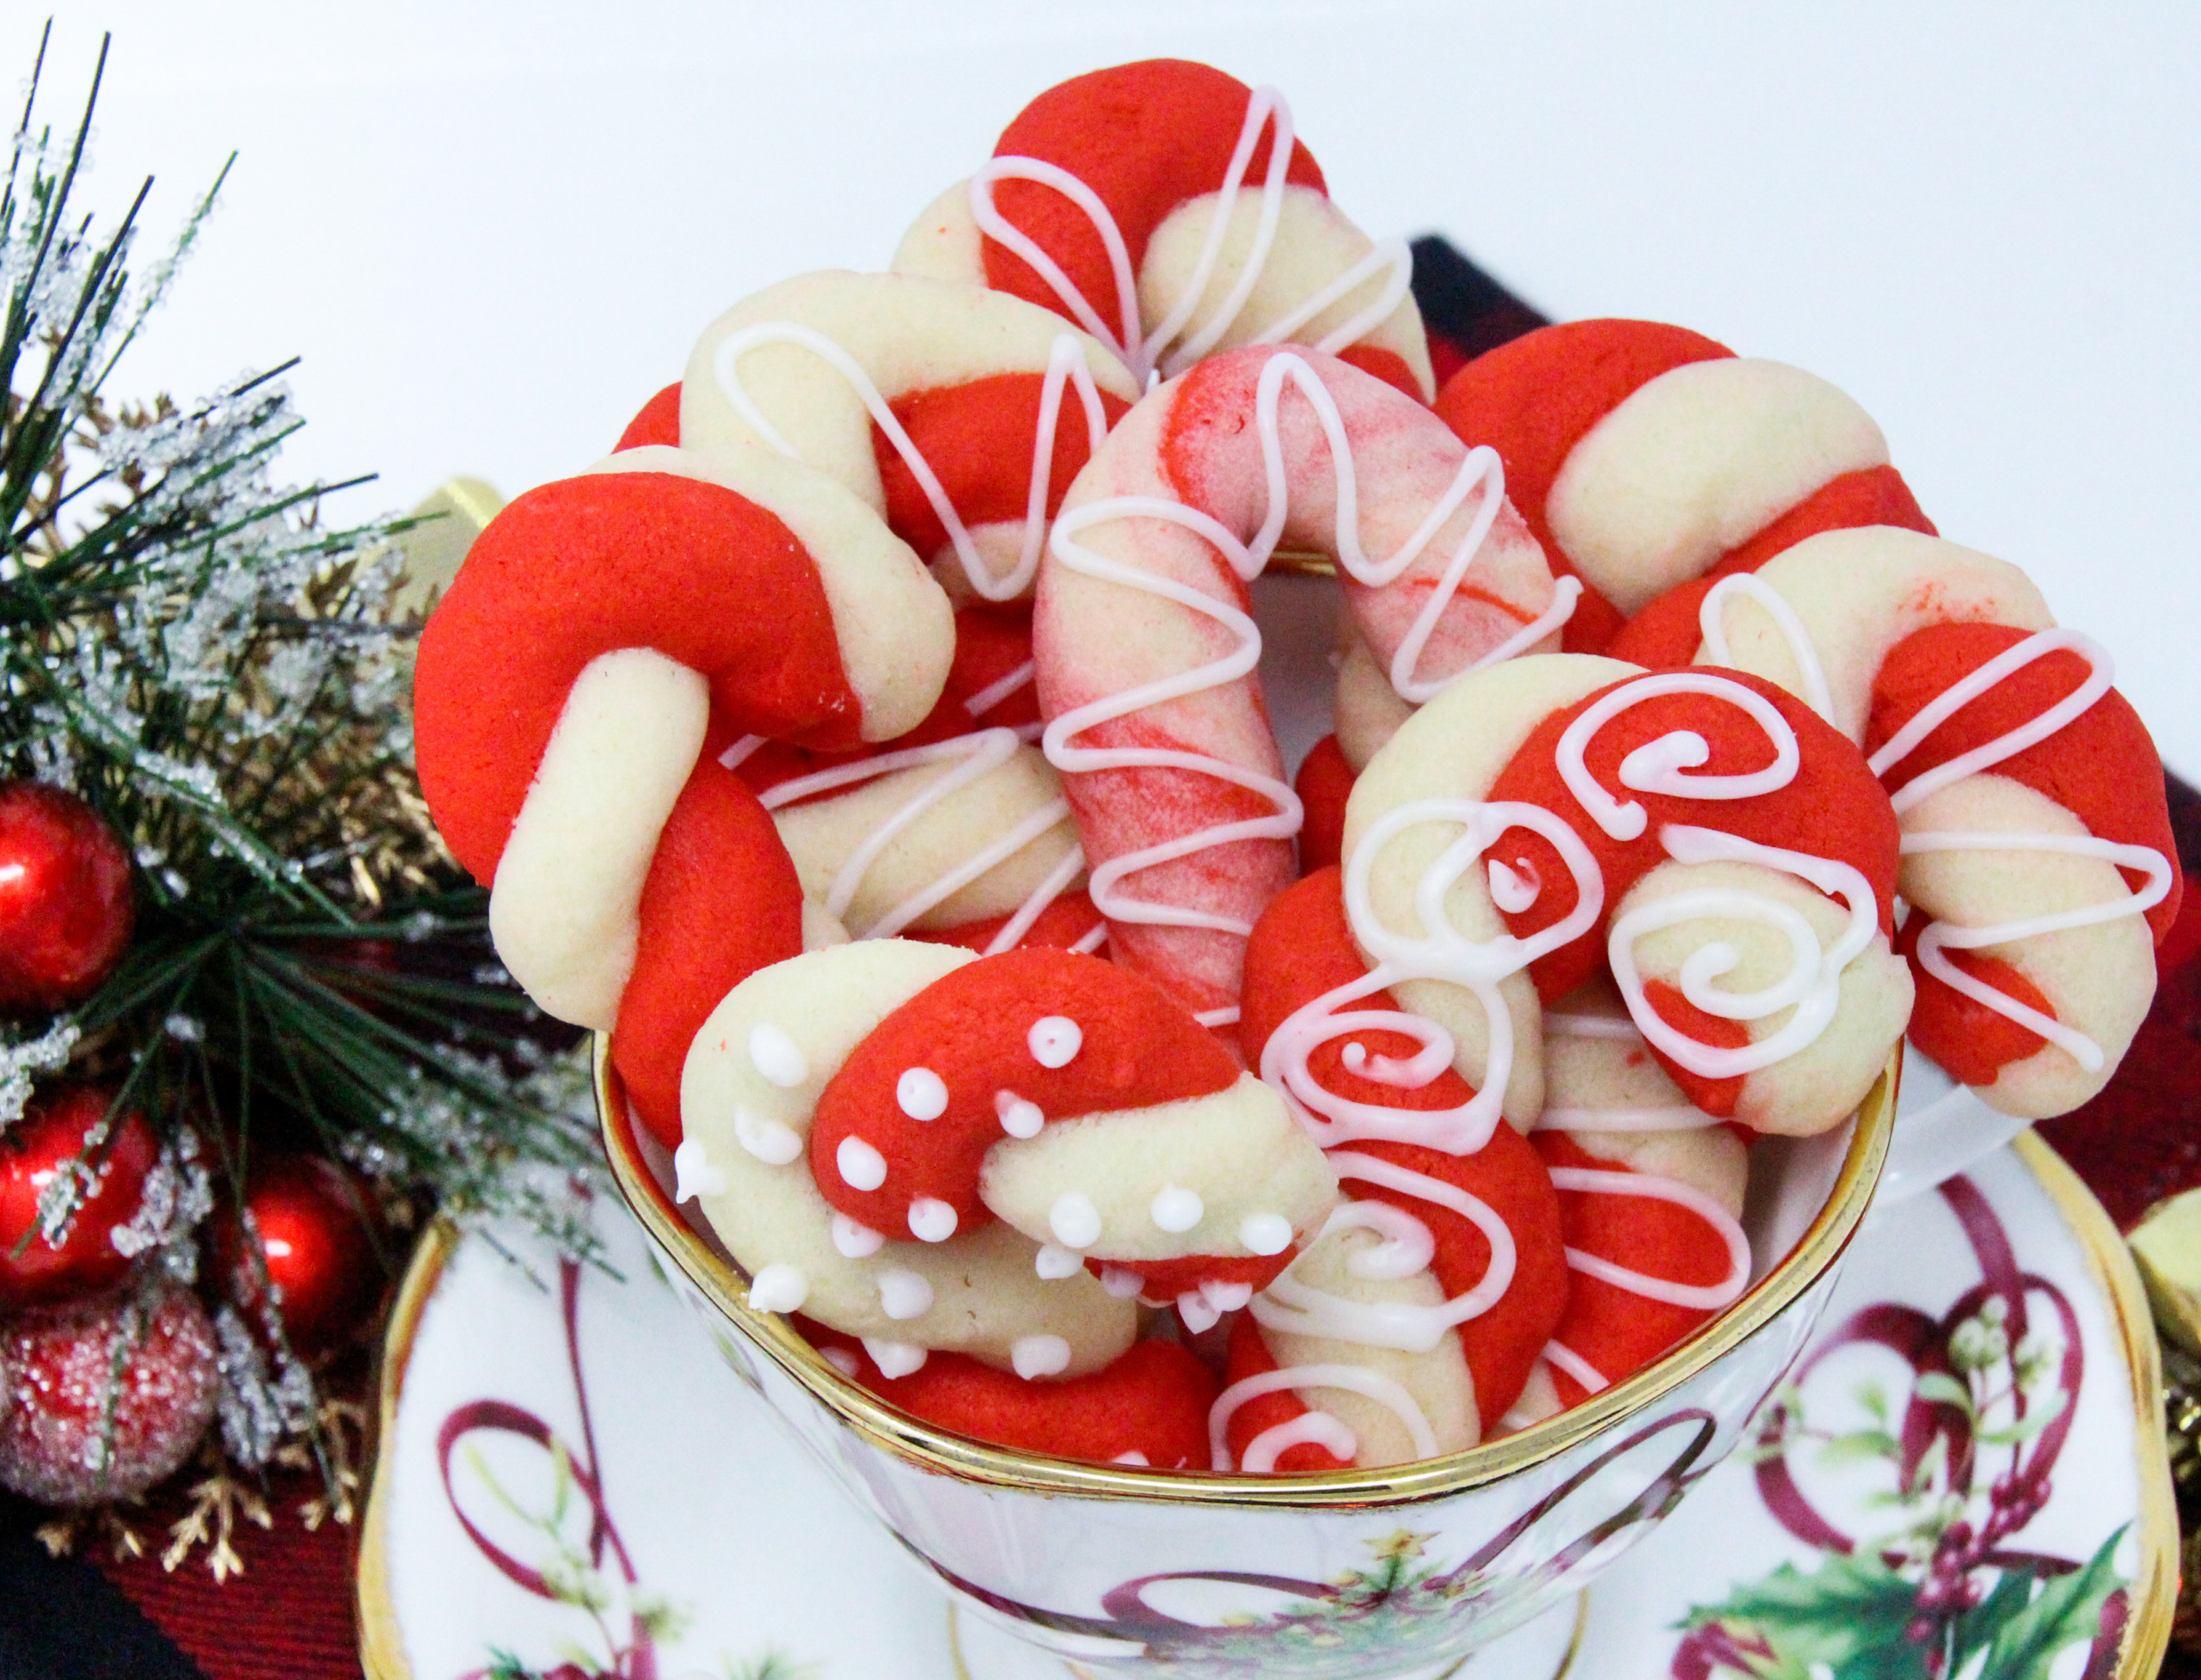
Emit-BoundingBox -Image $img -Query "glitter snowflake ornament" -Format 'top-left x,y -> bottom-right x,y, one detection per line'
0,1280 -> 219,1505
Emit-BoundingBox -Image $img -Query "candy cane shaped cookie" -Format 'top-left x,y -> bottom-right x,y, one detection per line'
1219,868 -> 1570,1470
414,446 -> 956,1147
1037,344 -> 1568,1027
681,270 -> 1138,604
1436,319 -> 1934,657
895,60 -> 1432,398
678,940 -> 1136,1376
805,947 -> 1338,1331
1519,985 -> 1752,1416
1676,529 -> 2182,1115
732,604 -> 1106,959
1342,655 -> 1912,1137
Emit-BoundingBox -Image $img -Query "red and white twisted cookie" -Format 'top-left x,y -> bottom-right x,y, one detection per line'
800,946 -> 1336,1330
1035,343 -> 1567,1028
414,445 -> 954,1147
1432,318 -> 1934,660
1217,869 -> 1570,1470
1509,982 -> 1752,1420
1337,654 -> 1912,1137
678,941 -> 1137,1377
680,270 -> 1138,603
1646,527 -> 2183,1116
896,59 -> 1432,398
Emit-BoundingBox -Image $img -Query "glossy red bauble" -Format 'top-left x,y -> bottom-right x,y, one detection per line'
0,782 -> 135,1015
0,1279 -> 219,1505
215,1154 -> 382,1358
0,1087 -> 158,1309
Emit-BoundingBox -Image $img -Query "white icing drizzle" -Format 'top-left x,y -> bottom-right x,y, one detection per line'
748,1263 -> 809,1314
1249,1150 -> 1517,1353
1033,1242 -> 1084,1279
672,1137 -> 728,1203
1487,857 -> 1541,914
969,86 -> 1413,387
1698,573 -> 1836,721
897,1066 -> 949,1120
1208,1363 -> 1439,1472
1111,1450 -> 1151,1467
1150,1184 -> 1205,1233
747,1022 -> 809,1088
732,1105 -> 805,1165
836,1137 -> 887,1192
1608,823 -> 1879,1080
1543,1012 -> 1643,1039
1178,1291 -> 1228,1334
877,1267 -> 935,1321
1858,627 -> 2173,1068
714,322 -> 1112,603
1899,830 -> 2175,1071
1542,1340 -> 1610,1396
831,1213 -> 886,1259
965,659 -> 1036,720
820,1346 -> 861,1379
863,1338 -> 928,1378
907,1197 -> 959,1242
1868,629 -> 2114,817
1012,1334 -> 1073,1379
1262,796 -> 1605,1156
995,1089 -> 1045,1138
1242,1411 -> 1358,1474
1554,671 -> 1801,843
1045,351 -> 1566,992
1049,1192 -> 1102,1248
758,727 -> 1083,946
1027,1015 -> 1082,1067
1546,1165 -> 1751,1312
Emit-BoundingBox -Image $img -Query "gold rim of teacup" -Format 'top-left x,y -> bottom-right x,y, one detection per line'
597,1033 -> 1896,1507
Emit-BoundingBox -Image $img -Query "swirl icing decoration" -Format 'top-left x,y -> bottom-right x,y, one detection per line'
1036,342 -> 1569,1027
896,60 -> 1432,399
1626,524 -> 2182,1119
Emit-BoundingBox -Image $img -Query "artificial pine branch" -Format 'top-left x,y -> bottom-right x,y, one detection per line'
0,24 -> 604,1533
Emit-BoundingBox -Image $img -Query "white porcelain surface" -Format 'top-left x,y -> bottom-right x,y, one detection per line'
371,1138 -> 2156,1679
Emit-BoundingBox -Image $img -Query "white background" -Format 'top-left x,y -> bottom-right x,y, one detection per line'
21,3 -> 2200,775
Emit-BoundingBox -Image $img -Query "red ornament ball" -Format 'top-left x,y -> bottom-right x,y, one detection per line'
0,1280 -> 219,1505
0,1087 -> 158,1310
0,782 -> 135,1015
216,1154 -> 382,1358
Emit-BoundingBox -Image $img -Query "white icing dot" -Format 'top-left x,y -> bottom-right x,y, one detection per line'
748,1264 -> 808,1314
1176,1291 -> 1223,1334
733,1105 -> 802,1166
820,1346 -> 861,1379
831,1214 -> 885,1259
1048,1192 -> 1102,1249
995,1089 -> 1045,1139
672,1137 -> 727,1203
1239,1213 -> 1293,1256
1100,1266 -> 1145,1299
748,1022 -> 808,1088
1034,1242 -> 1085,1280
1149,1184 -> 1204,1234
897,1067 -> 948,1121
1011,1334 -> 1072,1380
863,1338 -> 928,1378
836,1137 -> 886,1192
1111,1450 -> 1150,1467
878,1268 -> 935,1321
1027,1016 -> 1082,1069
908,1198 -> 959,1242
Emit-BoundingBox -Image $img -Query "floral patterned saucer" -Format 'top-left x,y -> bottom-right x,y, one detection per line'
356,1133 -> 2173,1680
